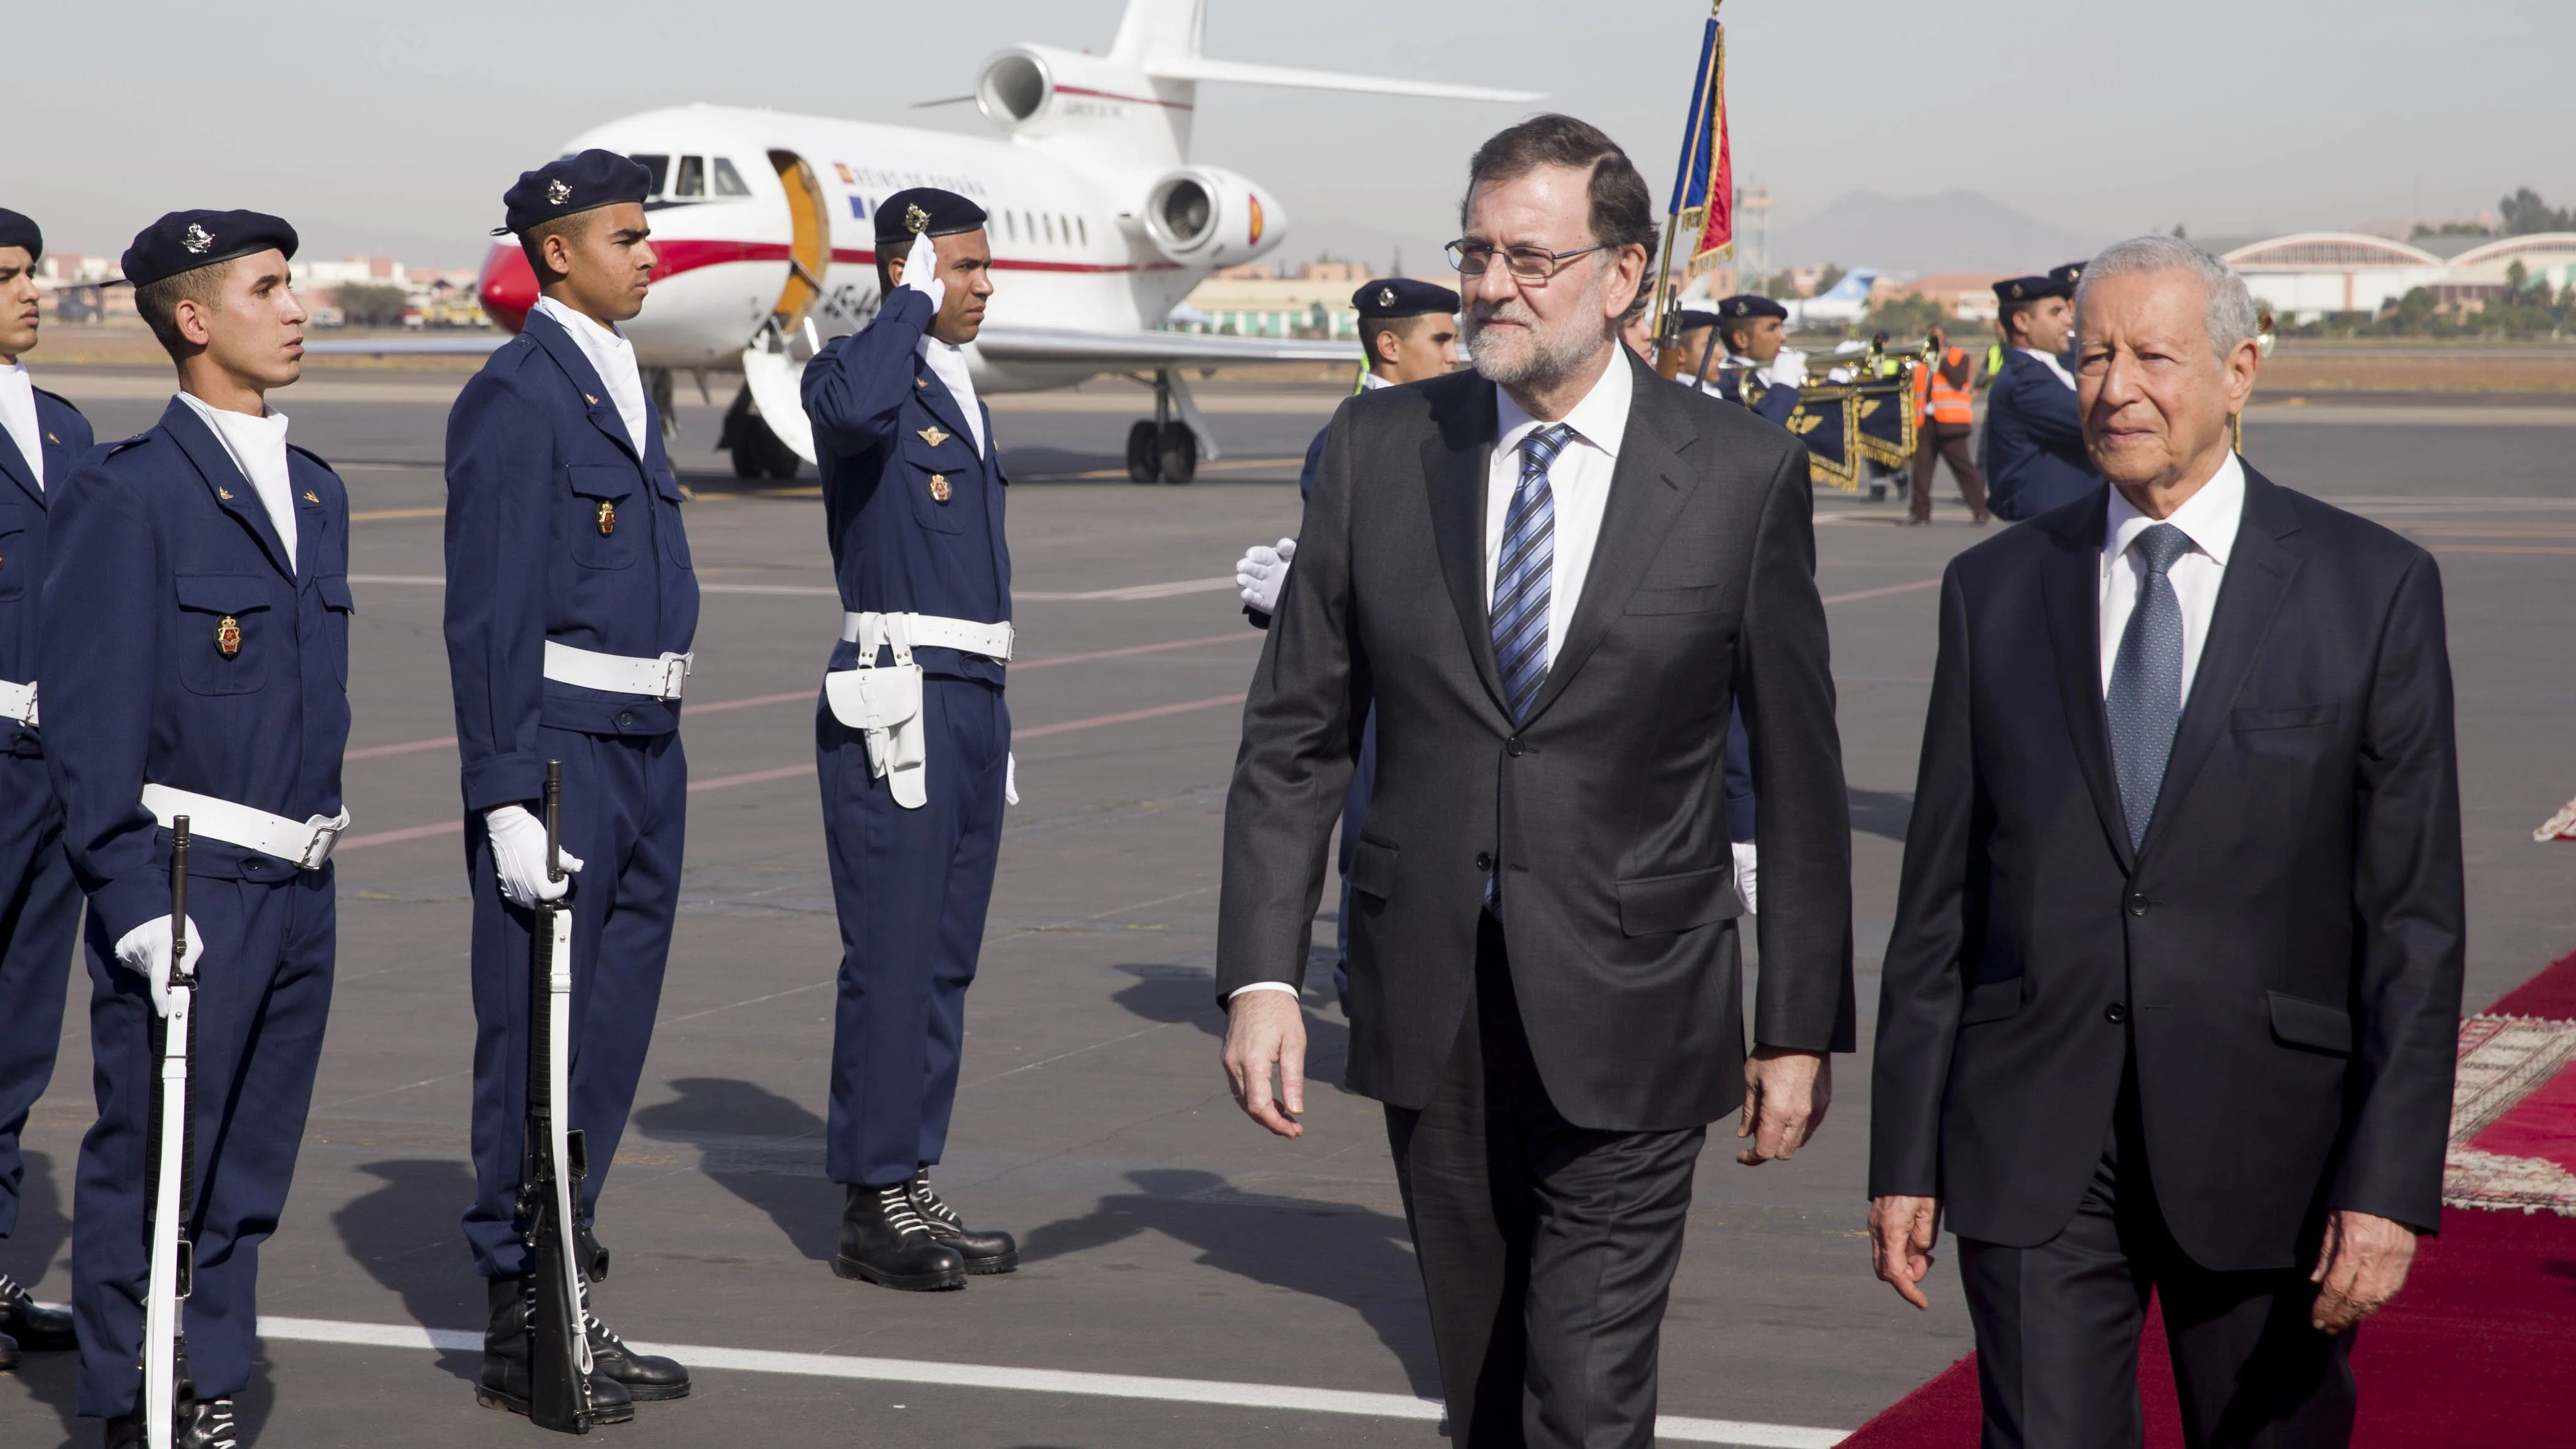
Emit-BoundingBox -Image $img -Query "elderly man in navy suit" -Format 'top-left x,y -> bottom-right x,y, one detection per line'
0,208 -> 88,1371
443,150 -> 698,1419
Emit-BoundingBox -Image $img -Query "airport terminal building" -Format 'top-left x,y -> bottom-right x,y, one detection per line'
2218,231 -> 2576,321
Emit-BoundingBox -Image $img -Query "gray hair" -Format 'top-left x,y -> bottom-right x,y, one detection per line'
2074,235 -> 2258,365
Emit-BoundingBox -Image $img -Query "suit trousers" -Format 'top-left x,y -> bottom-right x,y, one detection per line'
462,727 -> 687,1280
0,753 -> 82,1244
1909,422 -> 1988,522
1959,1062 -> 2357,1449
73,869 -> 334,1417
1384,915 -> 1706,1449
818,674 -> 1009,1188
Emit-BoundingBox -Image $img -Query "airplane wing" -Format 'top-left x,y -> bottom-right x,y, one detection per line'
972,325 -> 1359,366
303,335 -> 508,356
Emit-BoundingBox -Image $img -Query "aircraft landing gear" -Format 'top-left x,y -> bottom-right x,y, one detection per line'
719,384 -> 803,480
1125,369 -> 1199,485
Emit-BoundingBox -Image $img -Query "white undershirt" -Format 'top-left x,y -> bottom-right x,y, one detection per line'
2021,346 -> 2078,390
915,332 -> 986,458
0,361 -> 41,489
2098,450 -> 2244,701
534,296 -> 649,457
176,391 -> 297,573
1485,352 -> 1632,670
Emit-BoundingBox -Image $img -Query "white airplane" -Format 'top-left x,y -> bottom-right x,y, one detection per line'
313,0 -> 1536,483
1783,267 -> 1881,330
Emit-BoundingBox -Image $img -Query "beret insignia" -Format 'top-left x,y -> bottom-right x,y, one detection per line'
905,203 -> 931,234
548,179 -> 572,206
1378,286 -> 1396,307
181,224 -> 214,255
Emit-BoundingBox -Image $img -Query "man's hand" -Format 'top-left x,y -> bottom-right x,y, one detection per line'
897,230 -> 946,313
1870,1195 -> 1941,1310
1736,1047 -> 1830,1164
1235,538 -> 1295,615
2310,1209 -> 2418,1332
1221,988 -> 1308,1139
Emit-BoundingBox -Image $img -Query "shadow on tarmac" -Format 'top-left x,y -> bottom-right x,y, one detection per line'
629,1079 -> 840,1265
333,1159 -> 483,1385
1108,965 -> 1352,1086
1847,788 -> 1914,842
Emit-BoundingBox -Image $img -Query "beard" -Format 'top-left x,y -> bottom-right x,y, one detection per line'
1464,264 -> 1613,392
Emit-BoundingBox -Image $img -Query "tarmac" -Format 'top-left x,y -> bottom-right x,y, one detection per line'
1,366 -> 2570,1447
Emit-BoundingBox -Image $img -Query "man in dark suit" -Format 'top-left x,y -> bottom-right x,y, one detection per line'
1219,114 -> 1855,1449
1979,271 -> 2103,521
1869,236 -> 2462,1448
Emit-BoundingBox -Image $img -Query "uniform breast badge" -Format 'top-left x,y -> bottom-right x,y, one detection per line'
917,426 -> 949,448
928,474 -> 952,503
596,499 -> 617,535
302,489 -> 320,504
215,615 -> 242,657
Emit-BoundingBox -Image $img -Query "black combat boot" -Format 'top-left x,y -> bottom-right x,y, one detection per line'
581,1281 -> 690,1401
909,1168 -> 1018,1275
834,1182 -> 967,1291
476,1275 -> 635,1424
101,1395 -> 237,1449
0,1272 -> 74,1352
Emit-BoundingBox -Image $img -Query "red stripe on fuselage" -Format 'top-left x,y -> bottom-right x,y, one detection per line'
648,239 -> 1179,280
1054,84 -> 1193,111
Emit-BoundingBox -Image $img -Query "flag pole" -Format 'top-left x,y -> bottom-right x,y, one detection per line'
1653,0 -> 1724,379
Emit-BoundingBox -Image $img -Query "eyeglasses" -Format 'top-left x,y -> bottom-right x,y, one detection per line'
1444,239 -> 1608,282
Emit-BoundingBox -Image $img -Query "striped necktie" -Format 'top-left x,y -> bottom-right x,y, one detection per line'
1491,424 -> 1572,724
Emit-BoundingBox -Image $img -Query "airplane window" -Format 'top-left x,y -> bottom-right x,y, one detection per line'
712,158 -> 751,196
1046,214 -> 1058,245
674,156 -> 706,198
1078,216 -> 1089,247
628,154 -> 670,196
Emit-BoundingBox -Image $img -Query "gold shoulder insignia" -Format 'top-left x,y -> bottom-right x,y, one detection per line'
917,425 -> 949,448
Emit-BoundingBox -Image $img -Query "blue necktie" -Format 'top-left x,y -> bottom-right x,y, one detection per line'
2105,522 -> 2193,851
1491,425 -> 1571,725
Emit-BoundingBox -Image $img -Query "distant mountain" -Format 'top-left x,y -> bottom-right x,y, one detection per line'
1770,191 -> 2106,276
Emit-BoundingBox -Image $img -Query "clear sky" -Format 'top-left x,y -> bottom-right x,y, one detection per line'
14,0 -> 2564,269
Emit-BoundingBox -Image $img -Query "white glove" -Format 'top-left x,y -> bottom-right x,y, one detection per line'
114,915 -> 206,1018
486,805 -> 583,910
1235,537 -> 1297,615
1767,350 -> 1808,389
899,230 -> 945,313
1732,840 -> 1759,916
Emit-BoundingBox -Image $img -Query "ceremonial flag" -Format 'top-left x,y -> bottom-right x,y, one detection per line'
1666,5 -> 1732,277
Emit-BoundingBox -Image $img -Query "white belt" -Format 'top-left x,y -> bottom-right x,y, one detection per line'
841,612 -> 1014,663
0,679 -> 32,727
543,641 -> 694,701
141,785 -> 351,871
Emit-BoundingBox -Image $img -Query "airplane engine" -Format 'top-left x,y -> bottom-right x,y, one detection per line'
1140,166 -> 1284,271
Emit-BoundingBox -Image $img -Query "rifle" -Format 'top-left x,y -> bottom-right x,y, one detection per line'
142,817 -> 196,1449
521,761 -> 595,1432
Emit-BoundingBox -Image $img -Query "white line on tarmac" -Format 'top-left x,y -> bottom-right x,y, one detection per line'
250,1315 -> 1847,1447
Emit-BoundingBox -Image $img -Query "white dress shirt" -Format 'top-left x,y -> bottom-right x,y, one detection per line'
533,296 -> 650,457
915,332 -> 986,458
0,361 -> 43,489
176,391 -> 297,573
2098,451 -> 2245,701
1358,370 -> 1392,392
2020,346 -> 2077,391
1485,352 -> 1632,670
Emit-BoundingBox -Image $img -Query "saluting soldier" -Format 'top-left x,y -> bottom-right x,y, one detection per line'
43,211 -> 350,1447
0,208 -> 87,1370
1978,267 -> 2101,522
443,150 -> 694,1418
800,187 -> 1020,1291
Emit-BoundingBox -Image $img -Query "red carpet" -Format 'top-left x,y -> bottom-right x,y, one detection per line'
1836,955 -> 2576,1447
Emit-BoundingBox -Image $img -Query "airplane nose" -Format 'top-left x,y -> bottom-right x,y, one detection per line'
478,241 -> 538,334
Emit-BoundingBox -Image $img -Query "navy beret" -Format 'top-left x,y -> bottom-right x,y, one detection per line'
0,209 -> 40,261
1993,274 -> 2071,304
121,209 -> 297,289
1674,308 -> 1722,331
875,187 -> 988,245
2049,261 -> 2086,290
496,149 -> 655,236
1716,294 -> 1787,322
1351,277 -> 1460,319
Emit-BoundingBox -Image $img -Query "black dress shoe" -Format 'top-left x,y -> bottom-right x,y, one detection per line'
583,1293 -> 690,1401
101,1396 -> 238,1449
834,1183 -> 967,1291
910,1169 -> 1018,1275
475,1275 -> 635,1424
0,1274 -> 73,1353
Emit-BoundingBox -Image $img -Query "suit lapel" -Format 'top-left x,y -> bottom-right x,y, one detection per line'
523,310 -> 646,466
1518,353 -> 1701,725
0,428 -> 36,508
1422,378 -> 1504,712
161,399 -> 295,580
2145,467 -> 2303,851
913,357 -> 977,450
289,450 -> 332,578
2038,489 -> 2135,872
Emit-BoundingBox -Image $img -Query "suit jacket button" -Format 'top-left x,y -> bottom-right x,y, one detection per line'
1504,737 -> 1525,758
1475,851 -> 1494,872
2127,892 -> 2149,916
2105,1003 -> 2130,1024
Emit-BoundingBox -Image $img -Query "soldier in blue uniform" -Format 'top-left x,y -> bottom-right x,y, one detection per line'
443,151 -> 695,1417
0,208 -> 87,1372
43,211 -> 350,1448
1978,269 -> 2102,521
800,187 -> 1021,1291
1679,294 -> 1803,425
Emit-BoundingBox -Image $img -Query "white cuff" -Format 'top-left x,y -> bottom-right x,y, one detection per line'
1227,982 -> 1301,1002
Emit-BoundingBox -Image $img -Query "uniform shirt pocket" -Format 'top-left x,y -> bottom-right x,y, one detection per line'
174,573 -> 275,696
899,432 -> 973,534
564,465 -> 640,570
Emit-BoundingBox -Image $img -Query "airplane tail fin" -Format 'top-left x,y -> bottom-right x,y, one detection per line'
1110,0 -> 1539,107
